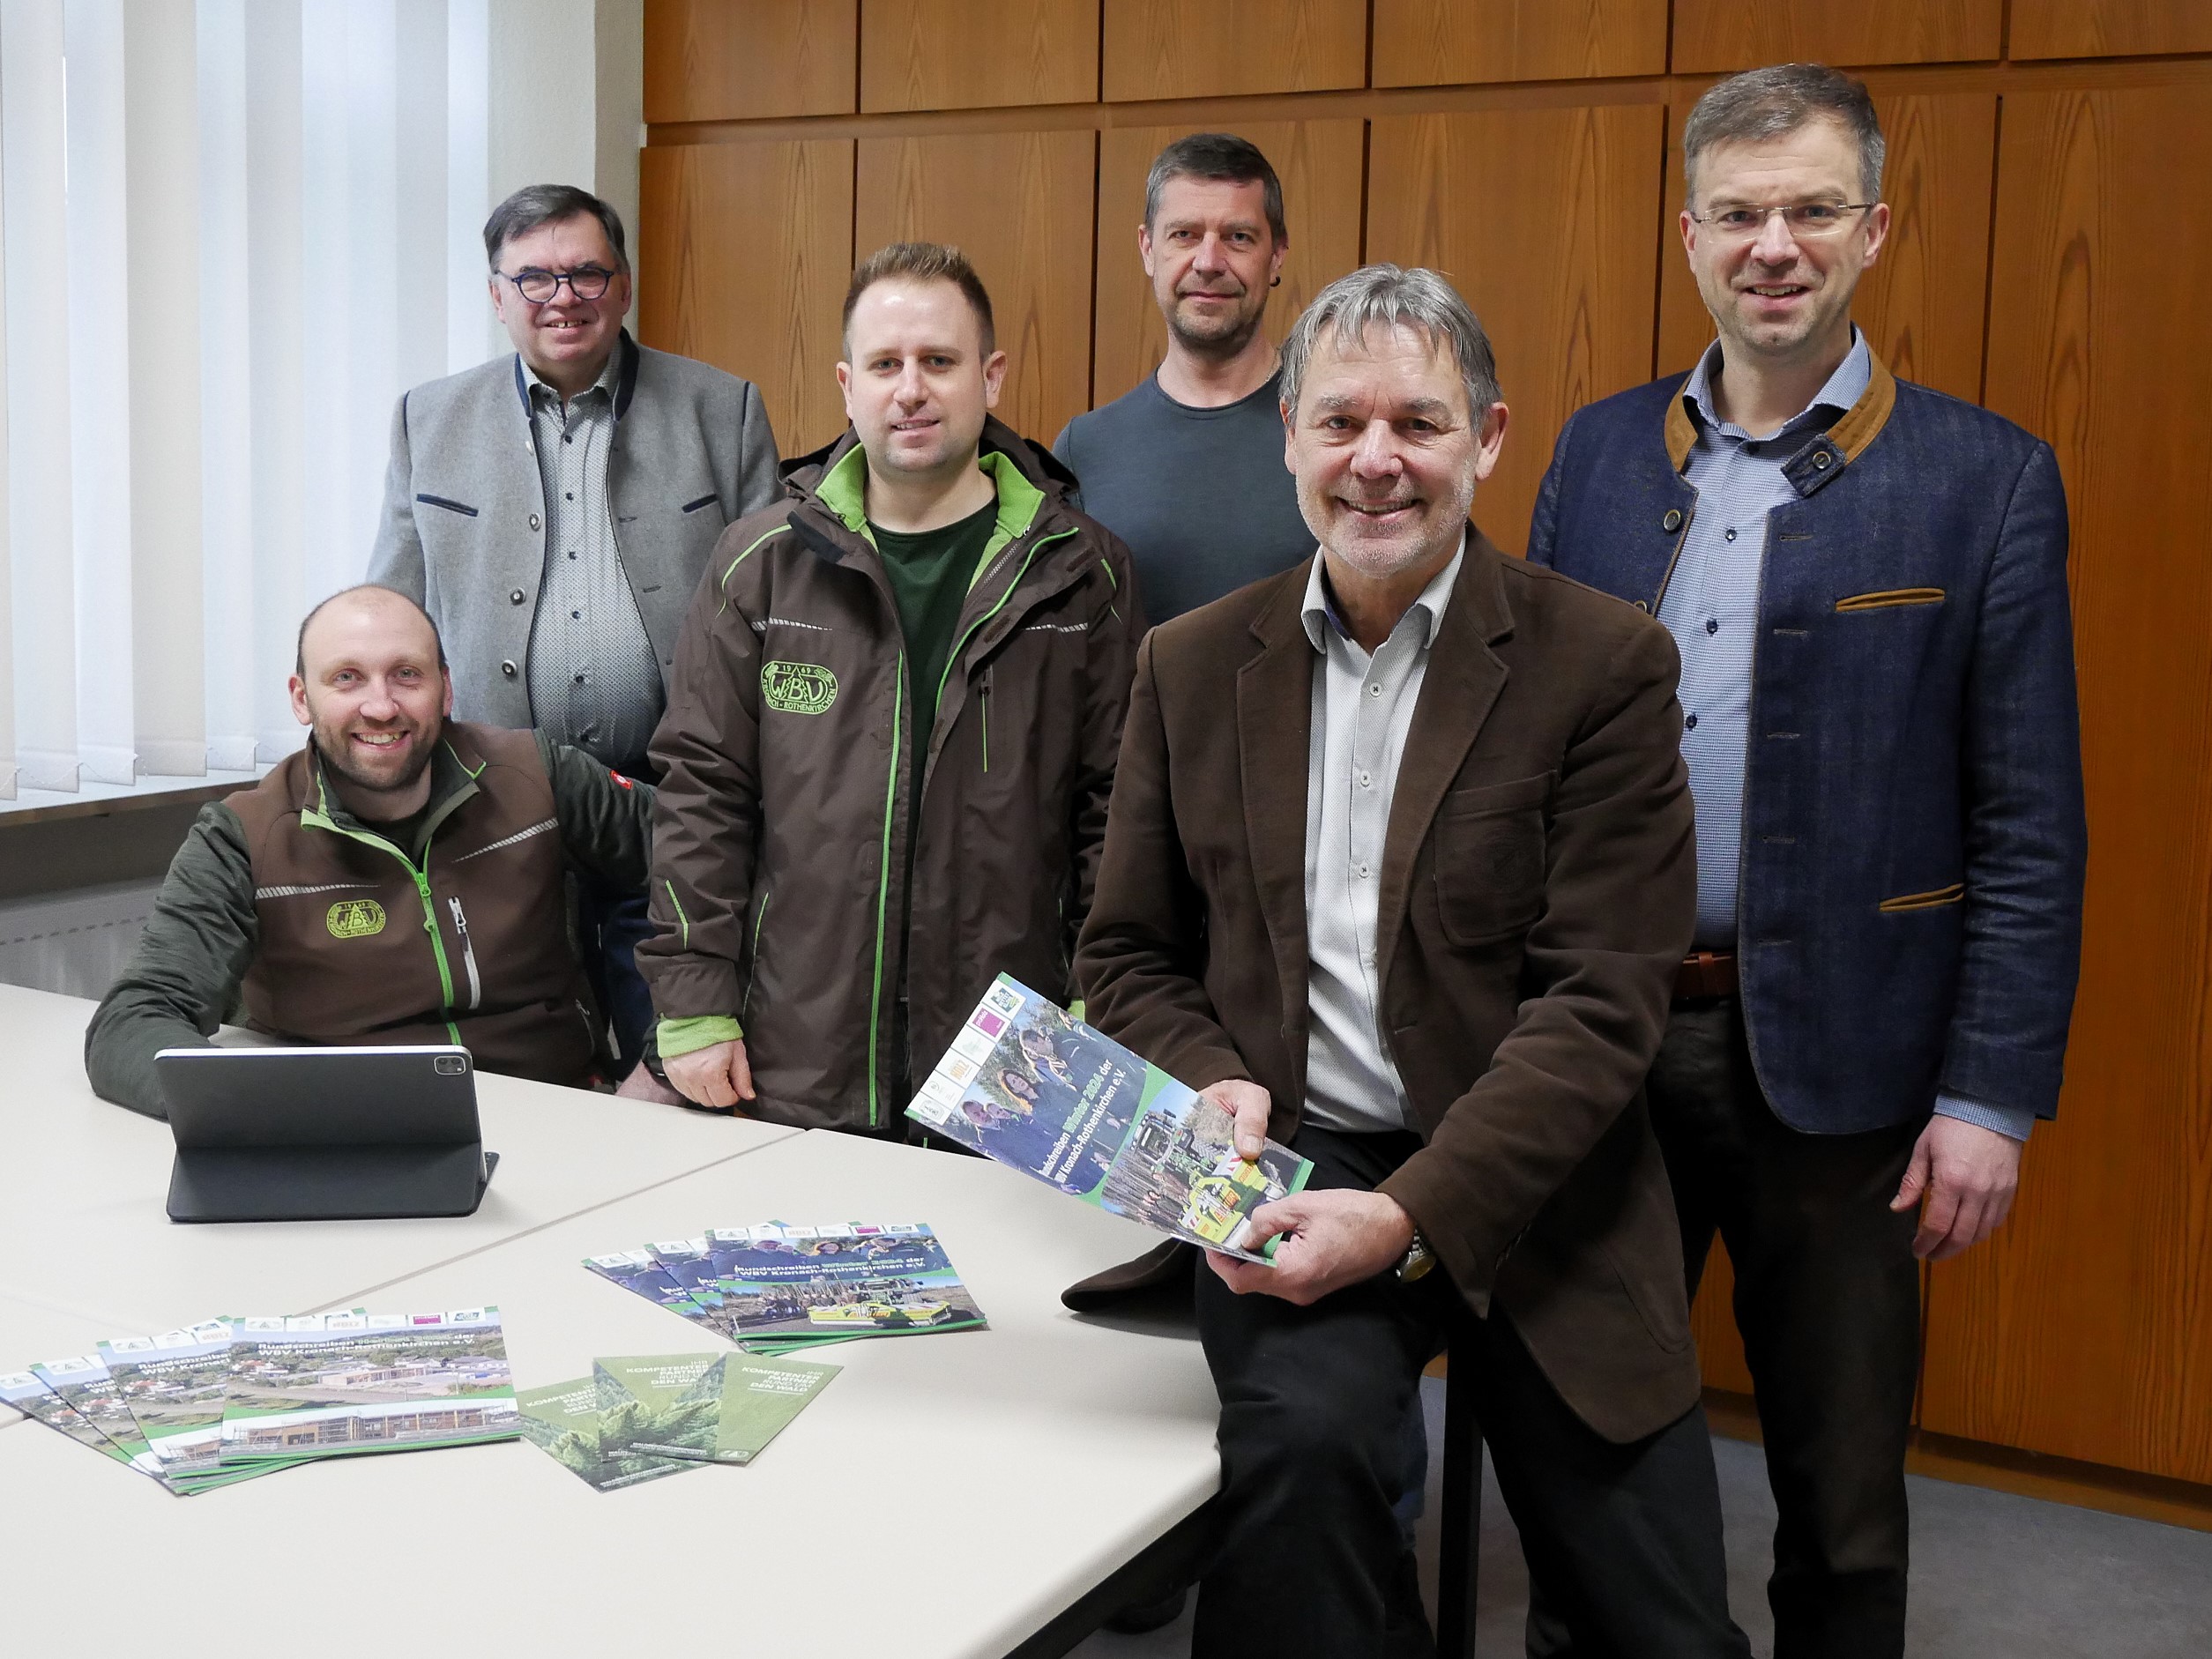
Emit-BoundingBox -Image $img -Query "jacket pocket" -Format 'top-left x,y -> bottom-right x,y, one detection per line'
1836,587 -> 1944,612
415,493 -> 479,517
1434,773 -> 1553,948
1878,882 -> 1964,913
681,493 -> 720,514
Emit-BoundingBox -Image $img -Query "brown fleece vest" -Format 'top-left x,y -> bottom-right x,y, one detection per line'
230,722 -> 600,1085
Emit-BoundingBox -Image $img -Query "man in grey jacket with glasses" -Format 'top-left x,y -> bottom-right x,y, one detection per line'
369,183 -> 781,1089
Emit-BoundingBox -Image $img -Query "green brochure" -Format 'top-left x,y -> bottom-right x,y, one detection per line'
674,1352 -> 840,1465
517,1377 -> 698,1492
595,1354 -> 724,1462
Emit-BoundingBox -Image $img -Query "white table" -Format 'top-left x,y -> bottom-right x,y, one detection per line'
0,988 -> 1223,1655
0,985 -> 801,1328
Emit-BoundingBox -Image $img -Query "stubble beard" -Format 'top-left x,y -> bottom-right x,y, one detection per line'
1166,290 -> 1268,361
315,719 -> 437,802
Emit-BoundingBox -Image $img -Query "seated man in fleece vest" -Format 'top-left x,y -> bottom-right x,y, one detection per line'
86,584 -> 657,1117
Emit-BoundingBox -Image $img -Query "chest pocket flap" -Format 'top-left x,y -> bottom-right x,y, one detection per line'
1434,772 -> 1553,948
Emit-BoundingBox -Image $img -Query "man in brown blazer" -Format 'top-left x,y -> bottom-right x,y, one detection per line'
1076,265 -> 1748,1658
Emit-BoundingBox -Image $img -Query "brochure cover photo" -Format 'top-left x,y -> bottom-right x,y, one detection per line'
219,1308 -> 520,1461
704,1223 -> 987,1348
518,1377 -> 699,1493
907,976 -> 1314,1262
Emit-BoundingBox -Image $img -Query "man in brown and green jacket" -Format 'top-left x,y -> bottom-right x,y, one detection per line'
85,584 -> 657,1118
641,242 -> 1145,1132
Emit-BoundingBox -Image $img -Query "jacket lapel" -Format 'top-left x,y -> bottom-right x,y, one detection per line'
1237,568 -> 1319,1057
1374,535 -> 1513,985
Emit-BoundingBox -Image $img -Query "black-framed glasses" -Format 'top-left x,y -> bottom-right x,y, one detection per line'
1687,202 -> 1877,242
498,265 -> 616,303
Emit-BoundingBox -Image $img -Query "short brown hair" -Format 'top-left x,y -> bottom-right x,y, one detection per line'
1146,132 -> 1287,245
1683,63 -> 1885,205
842,242 -> 996,357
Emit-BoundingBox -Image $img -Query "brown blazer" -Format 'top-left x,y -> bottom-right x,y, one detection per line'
1074,532 -> 1702,1443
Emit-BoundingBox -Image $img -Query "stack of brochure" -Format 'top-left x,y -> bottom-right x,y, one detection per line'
585,1222 -> 987,1354
0,1308 -> 519,1495
517,1350 -> 838,1492
907,975 -> 1315,1263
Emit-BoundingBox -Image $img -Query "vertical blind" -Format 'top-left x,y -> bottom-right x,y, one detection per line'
0,0 -> 499,797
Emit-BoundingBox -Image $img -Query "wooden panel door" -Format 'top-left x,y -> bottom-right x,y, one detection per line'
860,0 -> 1099,112
1918,83 -> 2212,1486
1657,93 -> 1996,400
638,140 -> 857,456
1101,0 -> 1366,100
1671,0 -> 2002,71
1091,120 -> 1364,410
2010,0 -> 2212,58
1371,0 -> 1668,86
643,0 -> 857,123
855,131 -> 1098,447
1366,106 -> 1665,556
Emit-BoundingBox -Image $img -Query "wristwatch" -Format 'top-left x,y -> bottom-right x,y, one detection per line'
1396,1226 -> 1436,1283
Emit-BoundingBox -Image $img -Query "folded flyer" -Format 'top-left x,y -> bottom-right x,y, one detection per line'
100,1321 -> 302,1492
220,1308 -> 519,1462
906,975 -> 1314,1263
681,1352 -> 839,1464
517,1377 -> 699,1492
594,1353 -> 723,1461
2,1366 -> 160,1481
594,1351 -> 838,1467
703,1223 -> 987,1350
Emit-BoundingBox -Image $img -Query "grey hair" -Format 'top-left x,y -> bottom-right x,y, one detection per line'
1144,132 -> 1287,244
483,183 -> 629,272
1277,264 -> 1501,421
1683,63 -> 1885,206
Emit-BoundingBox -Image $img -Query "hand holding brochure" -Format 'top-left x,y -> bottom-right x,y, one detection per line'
906,976 -> 1314,1263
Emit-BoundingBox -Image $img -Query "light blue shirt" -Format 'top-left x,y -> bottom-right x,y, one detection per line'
1668,334 -> 2030,1143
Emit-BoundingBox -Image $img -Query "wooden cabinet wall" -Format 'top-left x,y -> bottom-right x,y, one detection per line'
641,0 -> 2212,1498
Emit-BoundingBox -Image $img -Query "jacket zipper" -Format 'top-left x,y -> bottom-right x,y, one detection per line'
866,664 -> 905,1128
448,896 -> 484,1009
741,886 -> 771,1022
979,666 -> 992,773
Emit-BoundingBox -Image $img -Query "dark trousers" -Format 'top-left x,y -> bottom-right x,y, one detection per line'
579,882 -> 655,1073
1652,998 -> 1924,1659
1192,1124 -> 1749,1659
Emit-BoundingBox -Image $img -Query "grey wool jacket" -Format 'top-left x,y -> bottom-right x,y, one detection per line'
368,331 -> 781,733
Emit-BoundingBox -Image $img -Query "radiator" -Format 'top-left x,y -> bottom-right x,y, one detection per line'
0,881 -> 163,1001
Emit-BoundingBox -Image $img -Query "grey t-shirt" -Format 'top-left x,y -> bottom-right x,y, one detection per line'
1054,369 -> 1314,624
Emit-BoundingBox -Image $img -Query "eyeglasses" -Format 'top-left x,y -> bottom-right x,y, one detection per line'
1687,202 -> 1877,242
497,265 -> 617,303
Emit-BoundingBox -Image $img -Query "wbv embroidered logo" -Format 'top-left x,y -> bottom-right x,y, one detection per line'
326,898 -> 387,939
762,659 -> 838,716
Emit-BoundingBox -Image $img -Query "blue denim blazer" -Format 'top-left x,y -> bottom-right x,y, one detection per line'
1526,354 -> 2087,1132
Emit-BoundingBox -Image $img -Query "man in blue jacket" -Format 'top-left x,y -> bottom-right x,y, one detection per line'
1527,64 -> 2086,1658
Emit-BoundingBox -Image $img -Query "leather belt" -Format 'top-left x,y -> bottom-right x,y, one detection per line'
1674,949 -> 1739,1001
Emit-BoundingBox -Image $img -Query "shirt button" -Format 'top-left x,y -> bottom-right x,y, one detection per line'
528,513 -> 541,531
562,434 -> 573,444
570,609 -> 582,620
500,660 -> 518,679
1367,683 -> 1382,697
1705,618 -> 1718,635
1357,862 -> 1370,879
564,491 -> 574,501
1724,527 -> 1738,543
509,589 -> 525,605
1685,713 -> 1699,730
567,550 -> 578,560
1359,770 -> 1372,788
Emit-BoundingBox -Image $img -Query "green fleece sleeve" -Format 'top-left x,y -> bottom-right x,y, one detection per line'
539,733 -> 657,891
83,802 -> 260,1120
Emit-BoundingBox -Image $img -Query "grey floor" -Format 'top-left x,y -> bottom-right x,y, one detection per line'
1072,1377 -> 2212,1659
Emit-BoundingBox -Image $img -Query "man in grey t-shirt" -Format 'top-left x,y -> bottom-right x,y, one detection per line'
1054,135 -> 1313,623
